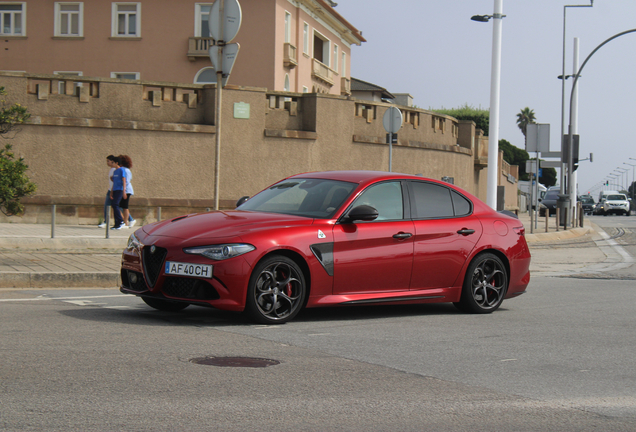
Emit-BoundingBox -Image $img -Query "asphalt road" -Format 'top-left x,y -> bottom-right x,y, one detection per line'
2,217 -> 636,431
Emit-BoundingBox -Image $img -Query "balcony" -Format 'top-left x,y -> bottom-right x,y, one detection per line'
311,58 -> 334,87
283,43 -> 297,68
341,77 -> 351,96
187,37 -> 215,61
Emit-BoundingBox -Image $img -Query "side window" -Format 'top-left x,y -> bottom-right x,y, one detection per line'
409,181 -> 454,219
352,181 -> 403,221
451,190 -> 471,216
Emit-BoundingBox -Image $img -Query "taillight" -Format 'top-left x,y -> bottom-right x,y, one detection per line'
513,226 -> 525,236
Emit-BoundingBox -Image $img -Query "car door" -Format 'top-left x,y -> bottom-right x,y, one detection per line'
332,180 -> 414,295
407,181 -> 482,290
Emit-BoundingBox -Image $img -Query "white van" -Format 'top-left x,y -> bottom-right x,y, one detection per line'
518,181 -> 547,199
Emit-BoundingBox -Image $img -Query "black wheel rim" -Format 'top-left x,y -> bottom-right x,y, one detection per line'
470,258 -> 505,310
254,261 -> 303,321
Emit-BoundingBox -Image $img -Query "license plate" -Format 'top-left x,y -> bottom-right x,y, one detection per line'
165,261 -> 213,278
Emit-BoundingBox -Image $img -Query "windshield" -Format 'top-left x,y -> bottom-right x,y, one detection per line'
544,190 -> 559,200
580,197 -> 594,204
607,195 -> 626,201
237,178 -> 357,218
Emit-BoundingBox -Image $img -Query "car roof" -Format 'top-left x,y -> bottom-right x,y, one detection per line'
289,170 -> 433,184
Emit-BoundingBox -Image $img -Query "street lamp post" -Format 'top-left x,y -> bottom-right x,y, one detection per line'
559,2 -> 593,211
615,167 -> 628,190
471,0 -> 505,210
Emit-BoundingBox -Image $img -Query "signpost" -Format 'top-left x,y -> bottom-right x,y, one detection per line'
208,0 -> 242,210
382,106 -> 403,172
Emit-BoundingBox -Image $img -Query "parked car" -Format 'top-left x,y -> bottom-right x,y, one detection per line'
597,193 -> 630,216
578,195 -> 596,215
539,187 -> 561,216
120,171 -> 531,324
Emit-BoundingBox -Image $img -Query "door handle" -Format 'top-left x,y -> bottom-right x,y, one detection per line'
457,228 -> 475,236
393,232 -> 413,239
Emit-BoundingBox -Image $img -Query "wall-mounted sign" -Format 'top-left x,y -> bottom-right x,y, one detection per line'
234,102 -> 250,119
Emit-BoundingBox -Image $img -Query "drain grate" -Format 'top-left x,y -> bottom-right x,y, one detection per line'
190,356 -> 280,368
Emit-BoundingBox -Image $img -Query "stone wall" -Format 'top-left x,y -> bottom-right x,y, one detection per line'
0,72 -> 517,224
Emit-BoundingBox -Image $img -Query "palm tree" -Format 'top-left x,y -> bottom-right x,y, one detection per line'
516,107 -> 536,137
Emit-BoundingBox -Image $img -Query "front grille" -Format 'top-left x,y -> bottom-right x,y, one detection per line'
162,277 -> 220,301
143,246 -> 168,287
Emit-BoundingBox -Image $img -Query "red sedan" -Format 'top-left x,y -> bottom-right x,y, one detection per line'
120,171 -> 531,324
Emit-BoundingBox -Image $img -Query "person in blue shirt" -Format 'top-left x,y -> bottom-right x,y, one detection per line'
118,154 -> 136,228
109,157 -> 127,229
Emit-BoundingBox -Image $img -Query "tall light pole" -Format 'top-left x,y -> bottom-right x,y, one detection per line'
615,167 -> 628,190
471,0 -> 505,210
559,2 -> 593,226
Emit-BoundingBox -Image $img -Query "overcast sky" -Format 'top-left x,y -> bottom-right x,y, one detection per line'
335,0 -> 636,195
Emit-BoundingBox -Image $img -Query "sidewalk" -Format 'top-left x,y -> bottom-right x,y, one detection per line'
0,213 -> 621,288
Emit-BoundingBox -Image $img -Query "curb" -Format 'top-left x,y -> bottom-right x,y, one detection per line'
0,237 -> 128,252
525,226 -> 593,243
0,272 -> 121,289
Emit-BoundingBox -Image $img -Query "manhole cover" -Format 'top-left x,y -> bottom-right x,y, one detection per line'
190,356 -> 280,368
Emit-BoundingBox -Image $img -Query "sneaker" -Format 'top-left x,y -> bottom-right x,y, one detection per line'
111,225 -> 124,230
97,223 -> 106,228
129,219 -> 137,228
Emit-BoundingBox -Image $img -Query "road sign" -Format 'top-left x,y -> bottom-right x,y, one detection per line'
209,42 -> 240,85
382,107 -> 402,134
526,123 -> 550,153
208,0 -> 242,43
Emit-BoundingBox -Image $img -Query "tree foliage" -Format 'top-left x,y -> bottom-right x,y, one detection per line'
430,104 -> 490,135
499,139 -> 530,180
0,87 -> 36,216
516,107 -> 536,137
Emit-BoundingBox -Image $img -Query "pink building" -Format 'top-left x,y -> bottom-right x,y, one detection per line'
0,0 -> 365,93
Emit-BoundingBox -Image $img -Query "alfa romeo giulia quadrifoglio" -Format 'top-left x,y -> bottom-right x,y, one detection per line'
120,171 -> 531,324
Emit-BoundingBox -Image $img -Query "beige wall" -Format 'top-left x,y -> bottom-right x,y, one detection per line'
0,72 -> 517,224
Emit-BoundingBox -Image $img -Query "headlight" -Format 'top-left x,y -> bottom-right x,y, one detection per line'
184,244 -> 255,260
127,233 -> 142,249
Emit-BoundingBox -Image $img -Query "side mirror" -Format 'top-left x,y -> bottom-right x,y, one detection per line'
236,196 -> 249,208
344,205 -> 379,222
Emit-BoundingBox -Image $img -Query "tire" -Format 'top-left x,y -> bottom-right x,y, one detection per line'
244,255 -> 307,324
142,296 -> 189,312
454,253 -> 508,314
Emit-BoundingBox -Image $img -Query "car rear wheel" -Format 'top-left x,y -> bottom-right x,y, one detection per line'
245,255 -> 307,324
142,296 -> 189,312
454,253 -> 508,314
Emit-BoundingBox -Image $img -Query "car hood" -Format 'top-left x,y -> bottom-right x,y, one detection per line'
141,210 -> 315,241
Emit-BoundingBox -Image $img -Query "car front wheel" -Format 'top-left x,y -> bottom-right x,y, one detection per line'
245,255 -> 307,324
454,253 -> 508,314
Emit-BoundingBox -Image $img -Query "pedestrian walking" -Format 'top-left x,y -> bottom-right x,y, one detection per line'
98,155 -> 117,228
118,154 -> 136,228
110,157 -> 127,229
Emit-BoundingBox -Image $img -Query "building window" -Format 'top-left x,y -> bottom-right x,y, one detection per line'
341,52 -> 346,76
54,2 -> 83,37
333,44 -> 338,73
0,2 -> 25,36
112,2 -> 140,37
284,11 -> 291,43
111,72 -> 139,80
313,30 -> 330,67
284,74 -> 290,92
303,22 -> 308,54
194,67 -> 215,84
195,3 -> 213,37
